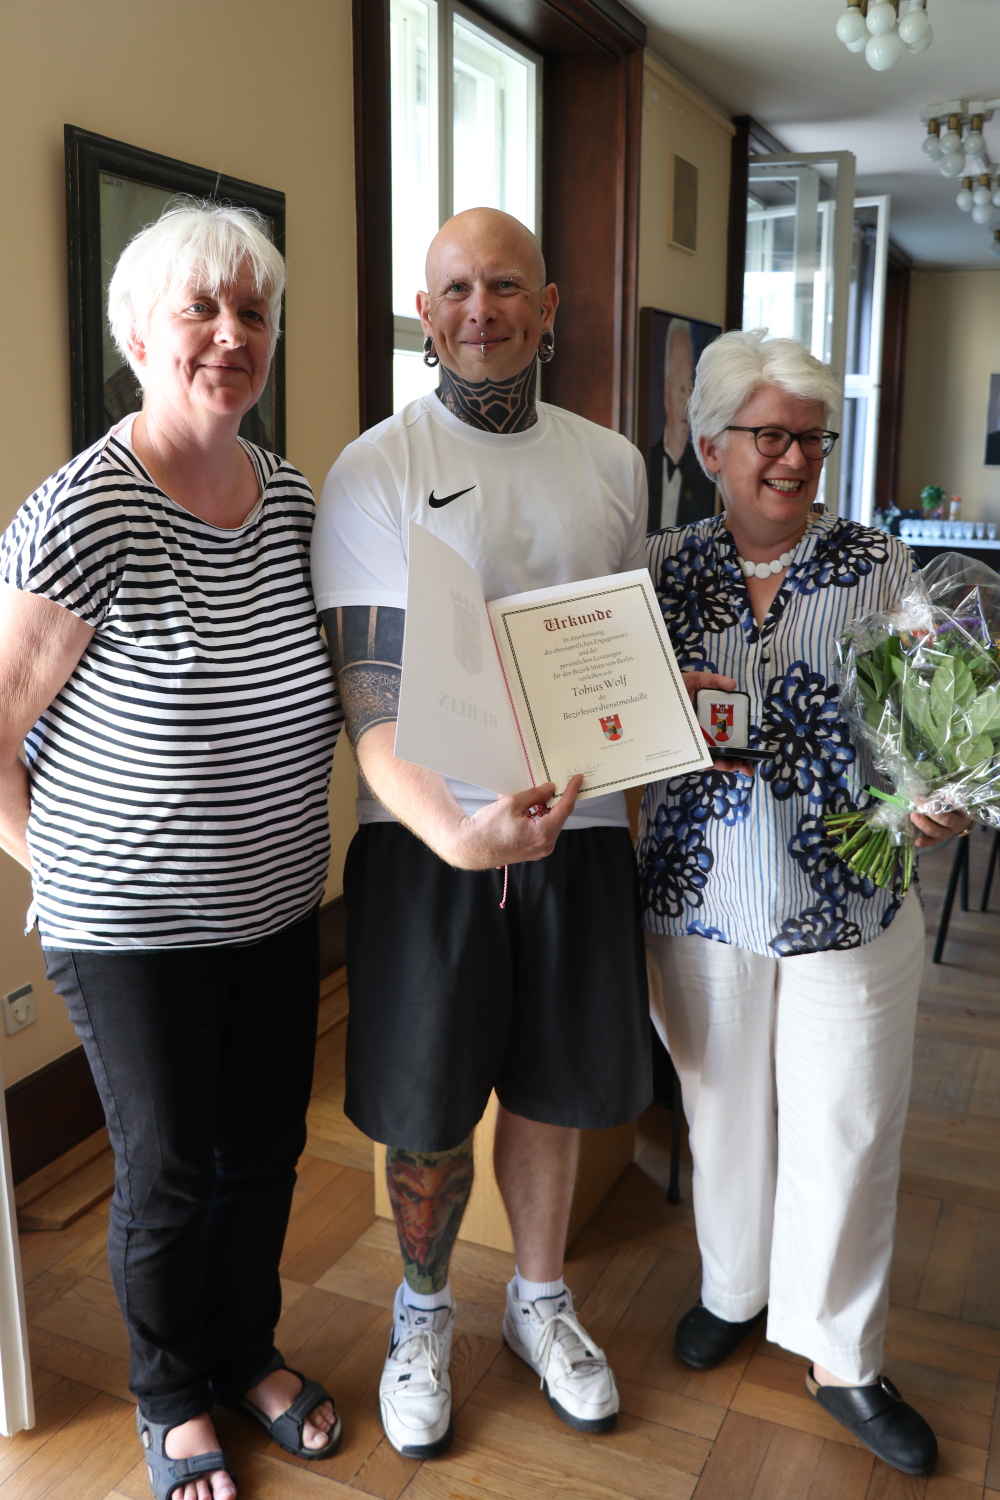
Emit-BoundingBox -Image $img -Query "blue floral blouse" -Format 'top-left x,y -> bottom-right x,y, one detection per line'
638,513 -> 916,955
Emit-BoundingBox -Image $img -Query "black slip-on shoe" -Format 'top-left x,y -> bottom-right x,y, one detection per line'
674,1301 -> 767,1370
806,1368 -> 938,1475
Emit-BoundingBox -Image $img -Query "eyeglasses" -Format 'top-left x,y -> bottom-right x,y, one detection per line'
725,426 -> 840,460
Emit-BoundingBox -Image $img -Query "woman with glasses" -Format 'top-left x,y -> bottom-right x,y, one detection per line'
639,329 -> 968,1477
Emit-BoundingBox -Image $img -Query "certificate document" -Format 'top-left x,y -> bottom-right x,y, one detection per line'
395,523 -> 711,799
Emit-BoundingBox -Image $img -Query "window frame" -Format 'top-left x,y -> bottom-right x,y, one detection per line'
352,0 -> 646,437
392,0 -> 543,382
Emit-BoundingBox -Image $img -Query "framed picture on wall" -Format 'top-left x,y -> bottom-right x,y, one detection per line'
986,374 -> 1000,466
636,306 -> 722,532
64,125 -> 286,456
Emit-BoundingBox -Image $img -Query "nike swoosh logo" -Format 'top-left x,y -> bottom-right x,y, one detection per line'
428,485 -> 476,508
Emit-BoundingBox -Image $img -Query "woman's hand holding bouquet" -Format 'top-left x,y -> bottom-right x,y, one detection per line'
829,554 -> 992,893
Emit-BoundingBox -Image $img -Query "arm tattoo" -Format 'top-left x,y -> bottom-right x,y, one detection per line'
386,1136 -> 475,1294
437,358 -> 538,434
322,605 -> 405,746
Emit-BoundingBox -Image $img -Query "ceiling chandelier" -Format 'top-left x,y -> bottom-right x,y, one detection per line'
921,99 -> 999,177
920,100 -> 1000,246
836,0 -> 932,71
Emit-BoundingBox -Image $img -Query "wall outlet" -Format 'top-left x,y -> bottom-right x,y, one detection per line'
2,984 -> 37,1035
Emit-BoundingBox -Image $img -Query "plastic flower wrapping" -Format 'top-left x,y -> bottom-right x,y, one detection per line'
829,553 -> 1000,894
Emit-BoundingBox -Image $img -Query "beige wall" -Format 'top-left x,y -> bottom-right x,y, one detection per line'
637,53 -> 733,331
0,0 -> 360,1086
898,269 -> 1000,522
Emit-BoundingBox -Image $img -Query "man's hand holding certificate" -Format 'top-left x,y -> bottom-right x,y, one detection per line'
395,522 -> 711,798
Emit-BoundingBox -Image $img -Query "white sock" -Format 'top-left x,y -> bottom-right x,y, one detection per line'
402,1280 -> 453,1311
515,1269 -> 567,1302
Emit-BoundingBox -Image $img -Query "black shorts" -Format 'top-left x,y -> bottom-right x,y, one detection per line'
342,822 -> 652,1151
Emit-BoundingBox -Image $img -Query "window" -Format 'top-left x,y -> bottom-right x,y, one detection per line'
740,151 -> 858,513
389,0 -> 541,411
743,165 -> 837,365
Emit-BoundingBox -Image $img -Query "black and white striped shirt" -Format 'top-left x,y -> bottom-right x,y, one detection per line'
0,419 -> 341,949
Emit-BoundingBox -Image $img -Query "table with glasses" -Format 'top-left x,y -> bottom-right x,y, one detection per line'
896,518 -> 1000,573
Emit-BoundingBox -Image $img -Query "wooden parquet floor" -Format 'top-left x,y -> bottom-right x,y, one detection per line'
9,831 -> 1000,1499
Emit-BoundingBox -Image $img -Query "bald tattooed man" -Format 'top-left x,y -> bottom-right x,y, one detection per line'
312,208 -> 652,1458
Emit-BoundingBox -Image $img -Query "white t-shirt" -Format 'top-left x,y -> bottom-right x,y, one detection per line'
313,392 -> 648,828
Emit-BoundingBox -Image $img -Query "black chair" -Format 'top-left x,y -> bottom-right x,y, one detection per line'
650,1023 -> 684,1203
932,828 -> 1000,962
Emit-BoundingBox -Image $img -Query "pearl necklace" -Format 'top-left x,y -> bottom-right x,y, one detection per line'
736,550 -> 795,580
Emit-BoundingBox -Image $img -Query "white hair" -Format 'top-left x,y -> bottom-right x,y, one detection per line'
107,198 -> 285,380
688,328 -> 841,477
664,317 -> 692,375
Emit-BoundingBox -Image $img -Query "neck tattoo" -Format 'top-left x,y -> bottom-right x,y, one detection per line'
436,359 -> 538,434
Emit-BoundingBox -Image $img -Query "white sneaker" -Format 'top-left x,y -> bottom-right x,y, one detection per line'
379,1284 -> 456,1457
502,1279 -> 619,1433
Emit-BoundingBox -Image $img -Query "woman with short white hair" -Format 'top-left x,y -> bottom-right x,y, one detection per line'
0,201 -> 342,1500
640,328 -> 967,1477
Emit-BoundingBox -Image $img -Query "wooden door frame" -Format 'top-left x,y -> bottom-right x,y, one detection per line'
352,0 -> 646,437
874,241 -> 912,512
725,115 -> 788,333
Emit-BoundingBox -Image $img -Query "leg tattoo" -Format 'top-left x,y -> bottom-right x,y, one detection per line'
386,1137 -> 475,1294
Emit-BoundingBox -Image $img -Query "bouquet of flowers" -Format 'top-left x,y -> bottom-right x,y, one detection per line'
827,553 -> 1000,894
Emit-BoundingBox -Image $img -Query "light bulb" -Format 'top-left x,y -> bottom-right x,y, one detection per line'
866,1 -> 897,34
939,152 -> 965,178
922,135 -> 942,158
972,203 -> 994,225
865,29 -> 904,68
898,5 -> 930,45
957,181 -> 974,211
939,129 -> 962,155
846,33 -> 868,50
974,181 -> 992,208
965,129 -> 986,157
906,21 -> 933,51
836,4 -> 868,44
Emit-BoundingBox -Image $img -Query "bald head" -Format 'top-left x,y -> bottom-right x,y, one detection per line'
417,206 -> 557,386
425,207 -> 545,290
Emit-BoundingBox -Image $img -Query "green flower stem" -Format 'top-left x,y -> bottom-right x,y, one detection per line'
824,808 -> 916,894
835,823 -> 876,862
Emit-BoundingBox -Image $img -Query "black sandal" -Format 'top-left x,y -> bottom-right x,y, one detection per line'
136,1409 -> 237,1500
220,1364 -> 342,1460
806,1367 -> 937,1475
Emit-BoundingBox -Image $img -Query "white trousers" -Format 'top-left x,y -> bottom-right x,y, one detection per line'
646,894 -> 924,1383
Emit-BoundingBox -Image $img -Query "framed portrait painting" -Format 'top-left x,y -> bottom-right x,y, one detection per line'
636,306 -> 722,533
986,374 -> 1000,466
64,125 -> 285,456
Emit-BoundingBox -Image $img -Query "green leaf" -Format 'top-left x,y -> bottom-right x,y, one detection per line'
953,659 -> 978,712
929,657 -> 955,728
953,733 -> 994,772
968,689 -> 1000,739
